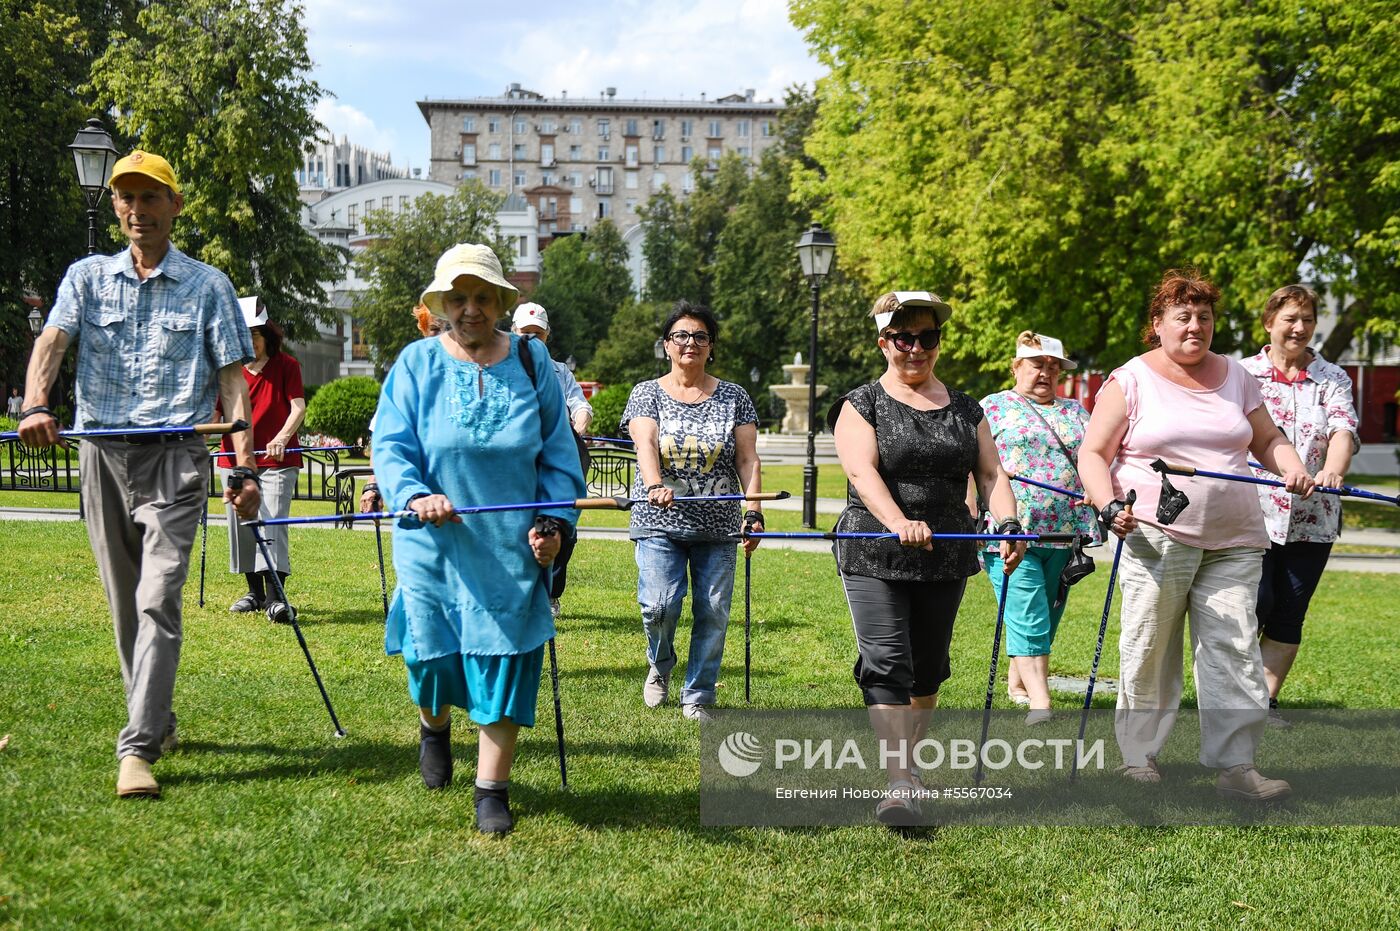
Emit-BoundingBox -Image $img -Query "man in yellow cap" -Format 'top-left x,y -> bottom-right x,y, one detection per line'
18,149 -> 262,799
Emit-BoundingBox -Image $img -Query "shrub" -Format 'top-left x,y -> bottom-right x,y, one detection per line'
588,383 -> 633,439
303,376 -> 381,446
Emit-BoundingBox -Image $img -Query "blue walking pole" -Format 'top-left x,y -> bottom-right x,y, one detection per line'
974,566 -> 1014,786
209,444 -> 360,459
1243,459 -> 1400,506
1,419 -> 248,441
1071,489 -> 1136,783
737,530 -> 1084,544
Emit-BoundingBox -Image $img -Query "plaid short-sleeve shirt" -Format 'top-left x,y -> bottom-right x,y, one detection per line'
46,246 -> 252,429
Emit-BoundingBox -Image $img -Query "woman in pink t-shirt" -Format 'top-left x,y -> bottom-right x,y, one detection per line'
1079,269 -> 1314,804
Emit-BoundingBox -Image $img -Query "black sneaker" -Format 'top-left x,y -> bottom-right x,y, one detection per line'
474,785 -> 513,834
229,593 -> 263,613
266,601 -> 296,624
419,722 -> 452,789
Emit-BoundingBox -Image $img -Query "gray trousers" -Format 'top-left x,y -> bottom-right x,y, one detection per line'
221,465 -> 297,574
80,438 -> 208,762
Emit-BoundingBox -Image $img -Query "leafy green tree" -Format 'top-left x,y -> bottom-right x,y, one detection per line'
303,375 -> 379,446
586,383 -> 633,438
351,182 -> 509,374
529,219 -> 632,367
88,0 -> 341,341
585,299 -> 670,386
637,188 -> 699,304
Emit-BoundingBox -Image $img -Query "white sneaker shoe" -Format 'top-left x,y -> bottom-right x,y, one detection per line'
681,703 -> 715,723
643,667 -> 669,708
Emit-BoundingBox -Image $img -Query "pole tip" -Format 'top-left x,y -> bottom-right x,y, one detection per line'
775,490 -> 792,499
230,418 -> 250,433
334,729 -> 347,739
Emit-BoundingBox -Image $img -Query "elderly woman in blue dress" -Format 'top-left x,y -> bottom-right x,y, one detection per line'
981,332 -> 1100,724
372,243 -> 586,835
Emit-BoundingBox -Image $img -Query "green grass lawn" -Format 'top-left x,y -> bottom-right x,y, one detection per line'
760,463 -> 848,501
1,520 -> 1399,928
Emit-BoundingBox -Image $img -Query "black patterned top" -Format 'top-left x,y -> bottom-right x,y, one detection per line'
622,379 -> 759,542
827,380 -> 983,582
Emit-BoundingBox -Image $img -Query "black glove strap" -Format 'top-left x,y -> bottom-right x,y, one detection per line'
994,517 -> 1024,536
18,405 -> 54,421
227,466 -> 262,489
534,515 -> 565,537
363,482 -> 380,494
1099,499 -> 1127,529
743,509 -> 765,531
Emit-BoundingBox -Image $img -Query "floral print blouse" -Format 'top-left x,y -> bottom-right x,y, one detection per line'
980,391 -> 1100,549
1240,348 -> 1359,544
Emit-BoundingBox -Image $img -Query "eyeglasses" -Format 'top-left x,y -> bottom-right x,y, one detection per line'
883,329 -> 941,352
666,330 -> 712,346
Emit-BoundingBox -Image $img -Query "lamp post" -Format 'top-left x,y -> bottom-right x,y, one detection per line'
27,306 -> 42,337
794,223 -> 836,528
67,118 -> 120,256
653,336 -> 666,378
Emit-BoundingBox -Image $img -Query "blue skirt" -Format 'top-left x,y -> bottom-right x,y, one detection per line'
405,646 -> 546,726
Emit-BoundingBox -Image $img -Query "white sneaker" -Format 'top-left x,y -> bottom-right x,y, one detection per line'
643,668 -> 669,708
681,703 -> 715,723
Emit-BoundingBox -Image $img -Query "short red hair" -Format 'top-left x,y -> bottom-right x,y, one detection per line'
1142,269 -> 1221,347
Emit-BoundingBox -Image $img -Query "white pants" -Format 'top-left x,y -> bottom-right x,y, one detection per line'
1114,525 -> 1269,769
222,465 -> 298,575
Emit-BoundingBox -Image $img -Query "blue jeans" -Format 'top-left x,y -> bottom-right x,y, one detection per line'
634,536 -> 737,706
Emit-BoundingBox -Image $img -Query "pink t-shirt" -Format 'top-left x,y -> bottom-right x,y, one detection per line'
1106,355 -> 1269,550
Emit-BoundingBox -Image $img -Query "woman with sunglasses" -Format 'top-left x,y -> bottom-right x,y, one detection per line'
829,291 -> 1024,826
980,332 -> 1100,724
622,301 -> 763,722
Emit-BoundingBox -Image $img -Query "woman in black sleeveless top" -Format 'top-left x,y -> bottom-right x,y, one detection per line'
828,291 -> 1024,826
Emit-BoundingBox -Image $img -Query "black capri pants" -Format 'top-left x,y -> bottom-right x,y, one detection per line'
1257,540 -> 1333,645
840,573 -> 967,706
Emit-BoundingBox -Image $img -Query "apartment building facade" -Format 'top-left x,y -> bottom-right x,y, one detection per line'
417,84 -> 784,249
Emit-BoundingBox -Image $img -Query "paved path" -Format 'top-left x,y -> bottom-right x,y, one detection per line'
6,506 -> 1399,572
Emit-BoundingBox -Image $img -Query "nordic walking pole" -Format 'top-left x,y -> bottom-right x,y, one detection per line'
738,530 -> 1083,544
975,566 -> 1014,785
744,547 -> 753,704
1239,460 -> 1400,506
1071,489 -> 1135,783
1,419 -> 249,442
534,516 -> 568,791
230,473 -> 346,737
209,444 -> 360,459
373,519 -> 390,619
198,504 -> 209,607
250,491 -> 794,528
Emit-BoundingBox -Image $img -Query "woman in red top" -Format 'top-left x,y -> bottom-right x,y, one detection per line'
219,297 -> 306,622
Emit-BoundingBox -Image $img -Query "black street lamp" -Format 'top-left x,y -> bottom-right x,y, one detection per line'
67,118 -> 120,256
27,306 -> 42,337
794,223 -> 836,528
653,336 -> 667,378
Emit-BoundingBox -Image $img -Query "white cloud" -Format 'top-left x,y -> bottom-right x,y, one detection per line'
313,99 -> 400,157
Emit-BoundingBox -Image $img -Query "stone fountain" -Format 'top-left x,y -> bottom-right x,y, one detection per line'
770,352 -> 828,434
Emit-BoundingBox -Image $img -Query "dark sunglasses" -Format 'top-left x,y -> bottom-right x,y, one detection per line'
882,329 -> 941,352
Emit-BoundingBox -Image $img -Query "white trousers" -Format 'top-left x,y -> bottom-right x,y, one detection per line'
222,465 -> 298,575
1114,525 -> 1269,769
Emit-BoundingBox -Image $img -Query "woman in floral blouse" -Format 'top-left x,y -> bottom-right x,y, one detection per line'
981,332 -> 1100,723
1240,285 -> 1358,727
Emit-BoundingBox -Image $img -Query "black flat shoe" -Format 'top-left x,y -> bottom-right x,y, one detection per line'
266,601 -> 296,624
229,593 -> 263,613
474,785 -> 513,834
419,722 -> 452,789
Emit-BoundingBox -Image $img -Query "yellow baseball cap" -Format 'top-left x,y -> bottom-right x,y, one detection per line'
108,150 -> 182,195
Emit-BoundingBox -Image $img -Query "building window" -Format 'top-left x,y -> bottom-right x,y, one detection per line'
597,118 -> 610,136
680,119 -> 693,138
652,119 -> 665,140
539,118 -> 555,133
570,195 -> 581,214
463,116 -> 476,132
541,171 -> 557,185
351,319 -> 369,360
513,143 -> 527,159
400,195 -> 410,210
488,142 -> 501,159
595,167 -> 613,194
625,118 -> 639,136
597,201 -> 610,219
682,174 -> 694,193
598,146 -> 610,161
681,145 -> 693,163
542,196 -> 558,218
364,200 -> 374,217
708,119 -> 722,137
513,170 -> 526,187
540,143 -> 555,166
382,197 -> 392,210
518,236 -> 529,258
626,197 -> 637,213
488,168 -> 502,186
347,203 -> 358,226
568,118 -> 582,134
737,120 -> 750,137
707,146 -> 722,167
488,117 -> 501,133
625,170 -> 638,189
738,146 -> 751,158
569,144 -> 583,159
761,119 -> 775,137
461,170 -> 477,181
461,143 -> 476,165
569,172 -> 583,188
514,118 -> 527,133
625,144 -> 639,168
653,145 -> 665,165
652,171 -> 666,191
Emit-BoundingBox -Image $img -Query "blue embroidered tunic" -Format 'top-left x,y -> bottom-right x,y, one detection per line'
372,335 -> 586,661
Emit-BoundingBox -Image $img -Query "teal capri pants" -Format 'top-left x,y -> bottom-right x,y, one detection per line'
406,645 -> 546,726
982,546 -> 1073,657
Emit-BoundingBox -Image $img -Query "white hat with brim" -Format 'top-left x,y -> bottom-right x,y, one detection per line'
239,296 -> 267,328
1016,334 -> 1078,371
874,291 -> 953,330
513,302 -> 550,332
418,243 -> 519,315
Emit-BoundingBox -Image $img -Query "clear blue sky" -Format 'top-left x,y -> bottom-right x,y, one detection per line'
303,0 -> 826,173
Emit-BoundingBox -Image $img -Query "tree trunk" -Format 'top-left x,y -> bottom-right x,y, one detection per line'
1321,297 -> 1370,362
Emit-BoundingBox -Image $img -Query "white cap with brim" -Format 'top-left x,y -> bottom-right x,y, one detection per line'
874,291 -> 953,330
239,296 -> 267,328
1016,334 -> 1078,370
419,243 -> 519,315
513,302 -> 550,332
